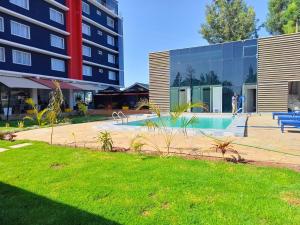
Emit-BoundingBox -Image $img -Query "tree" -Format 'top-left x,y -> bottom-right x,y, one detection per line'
200,0 -> 257,44
283,0 -> 300,33
266,0 -> 291,34
47,81 -> 64,145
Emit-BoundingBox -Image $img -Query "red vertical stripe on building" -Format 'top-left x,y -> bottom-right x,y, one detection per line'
66,0 -> 83,80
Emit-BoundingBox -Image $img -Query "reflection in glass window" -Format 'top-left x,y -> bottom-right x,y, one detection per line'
169,39 -> 258,113
243,45 -> 257,57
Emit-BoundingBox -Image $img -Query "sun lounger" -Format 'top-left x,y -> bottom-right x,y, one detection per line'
272,111 -> 300,119
277,115 -> 300,125
280,120 -> 300,133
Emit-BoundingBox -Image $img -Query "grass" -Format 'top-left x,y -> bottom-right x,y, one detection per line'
0,141 -> 299,225
0,115 -> 108,132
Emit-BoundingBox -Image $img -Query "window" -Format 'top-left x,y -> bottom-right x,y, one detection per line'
98,50 -> 102,55
0,47 -> 5,62
107,17 -> 114,28
96,10 -> 102,16
108,54 -> 115,64
11,21 -> 30,39
83,65 -> 92,76
50,8 -> 64,25
12,50 -> 31,66
243,45 -> 257,57
108,71 -> 116,80
82,23 -> 91,36
0,17 -> 4,32
97,30 -> 103,36
107,35 -> 115,46
82,2 -> 90,14
10,0 -> 29,10
51,58 -> 65,72
50,34 -> 64,49
82,45 -> 91,57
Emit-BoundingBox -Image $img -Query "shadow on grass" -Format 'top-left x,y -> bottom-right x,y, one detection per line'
0,182 -> 121,225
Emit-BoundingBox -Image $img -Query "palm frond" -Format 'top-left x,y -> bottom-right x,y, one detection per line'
144,120 -> 159,131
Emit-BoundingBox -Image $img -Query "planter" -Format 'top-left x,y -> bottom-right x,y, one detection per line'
3,107 -> 12,116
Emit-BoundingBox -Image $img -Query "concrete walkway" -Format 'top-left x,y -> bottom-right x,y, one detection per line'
15,114 -> 300,167
0,143 -> 32,152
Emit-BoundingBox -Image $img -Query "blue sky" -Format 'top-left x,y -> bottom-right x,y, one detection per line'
118,0 -> 269,86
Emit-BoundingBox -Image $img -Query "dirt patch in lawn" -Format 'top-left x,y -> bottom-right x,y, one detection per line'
281,192 -> 300,206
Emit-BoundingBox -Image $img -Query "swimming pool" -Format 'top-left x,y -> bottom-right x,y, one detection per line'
125,116 -> 233,130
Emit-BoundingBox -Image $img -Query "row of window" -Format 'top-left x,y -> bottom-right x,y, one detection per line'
82,23 -> 116,46
0,47 -> 63,70
0,19 -> 116,66
0,18 -> 117,60
9,0 -> 65,25
82,45 -> 116,64
10,0 -> 116,33
0,17 -> 65,49
83,64 -> 117,80
0,47 -> 117,80
82,1 -> 115,29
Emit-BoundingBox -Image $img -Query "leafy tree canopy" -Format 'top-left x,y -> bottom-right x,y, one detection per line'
266,0 -> 300,34
200,0 -> 257,44
283,0 -> 300,33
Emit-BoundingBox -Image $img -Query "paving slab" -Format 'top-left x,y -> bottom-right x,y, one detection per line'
9,143 -> 32,149
0,148 -> 9,152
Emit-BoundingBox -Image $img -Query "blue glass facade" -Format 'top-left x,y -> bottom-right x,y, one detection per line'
170,39 -> 257,113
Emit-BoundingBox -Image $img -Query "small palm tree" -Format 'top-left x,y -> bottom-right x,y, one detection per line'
98,131 -> 113,152
47,81 -> 64,145
130,135 -> 146,153
210,139 -> 243,162
24,98 -> 48,126
136,100 -> 205,155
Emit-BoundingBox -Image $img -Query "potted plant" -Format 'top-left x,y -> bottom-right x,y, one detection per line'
122,104 -> 129,110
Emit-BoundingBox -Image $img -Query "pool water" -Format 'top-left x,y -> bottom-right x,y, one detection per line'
125,116 -> 233,130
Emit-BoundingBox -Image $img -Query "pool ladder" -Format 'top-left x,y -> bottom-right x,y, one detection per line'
112,111 -> 128,124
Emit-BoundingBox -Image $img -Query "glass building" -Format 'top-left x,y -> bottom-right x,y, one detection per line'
169,39 -> 257,113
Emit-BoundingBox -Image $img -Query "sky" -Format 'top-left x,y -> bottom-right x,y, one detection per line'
118,0 -> 269,87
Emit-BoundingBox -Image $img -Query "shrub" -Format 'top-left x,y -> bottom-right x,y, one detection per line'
98,131 -> 113,152
130,135 -> 146,153
210,139 -> 243,162
78,102 -> 88,116
18,121 -> 24,129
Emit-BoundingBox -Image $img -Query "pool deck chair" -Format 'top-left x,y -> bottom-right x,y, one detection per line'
277,115 -> 300,125
280,120 -> 300,133
272,111 -> 300,119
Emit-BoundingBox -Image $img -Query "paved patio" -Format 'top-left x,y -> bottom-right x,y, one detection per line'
15,114 -> 300,168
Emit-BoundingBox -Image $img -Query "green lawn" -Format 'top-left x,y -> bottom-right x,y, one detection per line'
0,115 -> 108,132
0,140 -> 299,225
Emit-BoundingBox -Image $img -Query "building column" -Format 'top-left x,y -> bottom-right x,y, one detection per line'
66,0 -> 83,80
69,89 -> 74,109
30,89 -> 38,105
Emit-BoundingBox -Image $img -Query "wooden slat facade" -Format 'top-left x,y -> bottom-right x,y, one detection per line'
258,33 -> 300,112
149,51 -> 170,112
